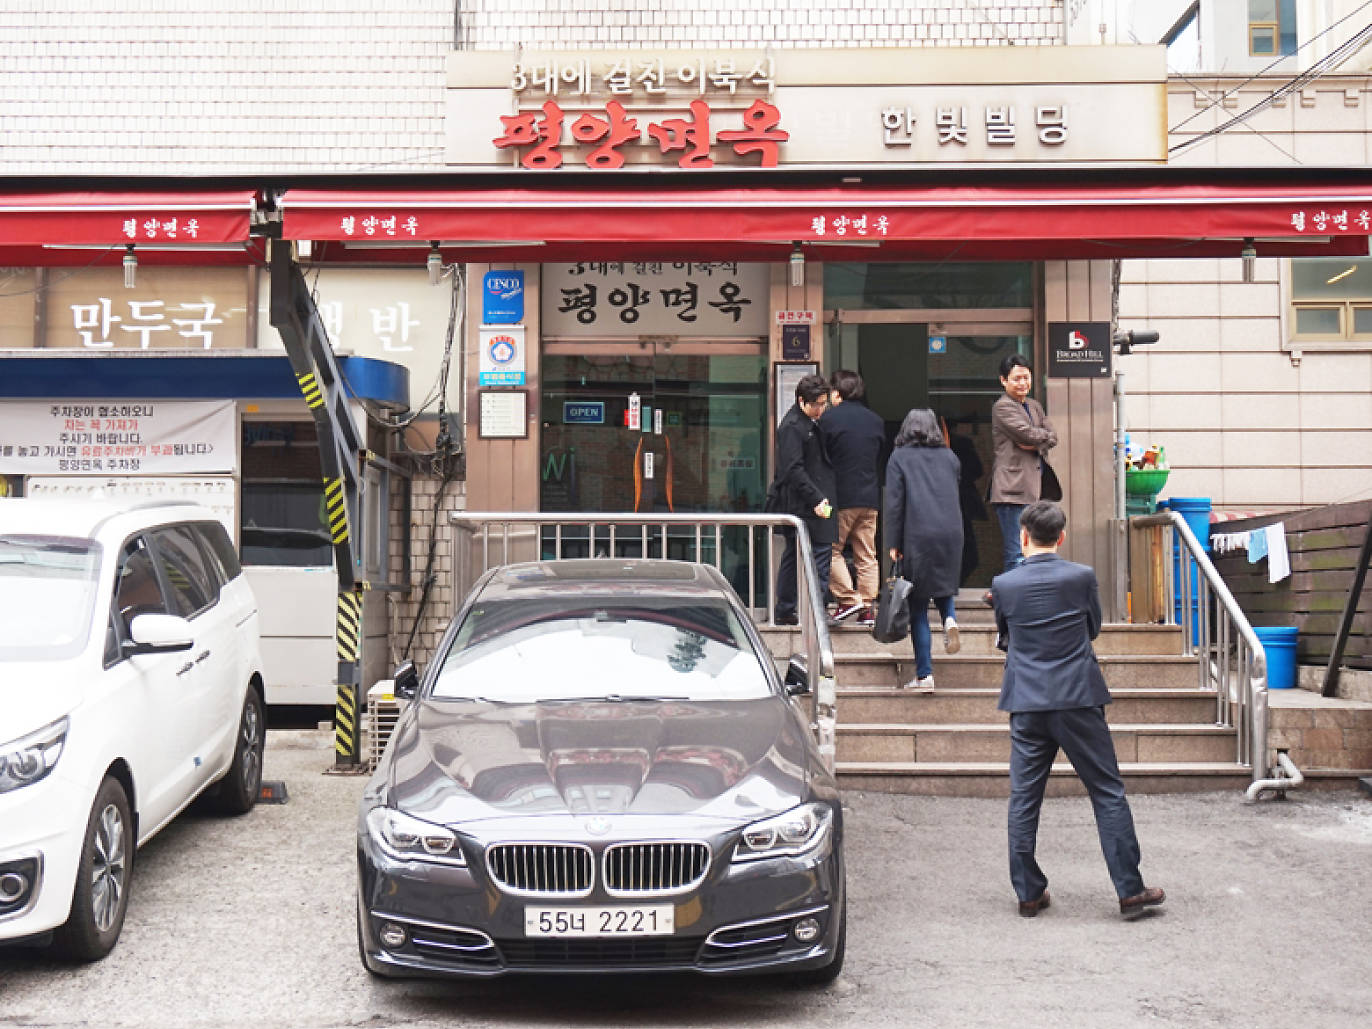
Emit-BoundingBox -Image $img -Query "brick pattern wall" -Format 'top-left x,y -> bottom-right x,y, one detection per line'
1270,703 -> 1372,772
0,1 -> 1063,174
388,472 -> 466,670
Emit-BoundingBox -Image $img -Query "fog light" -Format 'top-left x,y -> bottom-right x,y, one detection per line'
0,872 -> 26,904
793,917 -> 822,944
379,922 -> 408,949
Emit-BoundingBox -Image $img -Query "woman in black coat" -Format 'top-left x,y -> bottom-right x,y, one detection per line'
885,408 -> 964,691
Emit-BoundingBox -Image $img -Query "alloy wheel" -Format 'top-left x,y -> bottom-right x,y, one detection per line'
90,803 -> 127,933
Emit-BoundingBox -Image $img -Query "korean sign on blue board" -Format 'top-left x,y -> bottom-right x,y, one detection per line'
482,270 -> 525,324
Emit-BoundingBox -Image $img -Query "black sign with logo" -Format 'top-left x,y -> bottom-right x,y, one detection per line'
1047,322 -> 1112,378
781,323 -> 811,360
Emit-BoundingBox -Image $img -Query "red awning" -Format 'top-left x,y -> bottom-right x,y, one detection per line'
278,182 -> 1372,262
0,190 -> 257,262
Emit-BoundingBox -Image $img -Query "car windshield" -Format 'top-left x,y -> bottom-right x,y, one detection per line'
432,596 -> 773,703
0,535 -> 102,661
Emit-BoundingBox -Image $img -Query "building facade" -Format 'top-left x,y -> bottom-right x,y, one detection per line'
1,0 -> 1370,684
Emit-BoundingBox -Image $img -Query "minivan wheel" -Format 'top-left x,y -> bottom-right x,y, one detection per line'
53,777 -> 132,962
214,687 -> 264,815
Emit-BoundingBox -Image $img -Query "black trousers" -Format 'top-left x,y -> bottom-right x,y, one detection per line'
775,523 -> 832,621
1007,706 -> 1145,902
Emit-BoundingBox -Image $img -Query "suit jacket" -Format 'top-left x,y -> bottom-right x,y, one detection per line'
771,402 -> 838,545
990,394 -> 1057,504
819,399 -> 886,510
992,553 -> 1111,713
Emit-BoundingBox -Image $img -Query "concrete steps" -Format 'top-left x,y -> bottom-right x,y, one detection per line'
766,618 -> 1248,795
836,762 -> 1254,798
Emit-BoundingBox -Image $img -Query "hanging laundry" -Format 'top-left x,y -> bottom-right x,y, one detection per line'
1265,522 -> 1290,583
1210,531 -> 1247,555
1247,527 -> 1269,564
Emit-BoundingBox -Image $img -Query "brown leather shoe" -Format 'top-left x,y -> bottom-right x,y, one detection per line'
1119,886 -> 1165,918
1017,890 -> 1050,918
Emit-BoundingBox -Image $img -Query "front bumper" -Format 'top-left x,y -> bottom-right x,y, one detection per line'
0,774 -> 89,943
356,819 -> 845,979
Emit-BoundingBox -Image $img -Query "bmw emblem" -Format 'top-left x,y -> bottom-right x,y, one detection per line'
585,817 -> 611,836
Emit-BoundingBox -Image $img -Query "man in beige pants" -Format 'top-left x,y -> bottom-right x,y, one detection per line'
819,370 -> 887,624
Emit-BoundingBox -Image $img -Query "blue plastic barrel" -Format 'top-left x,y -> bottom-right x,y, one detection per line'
1160,498 -> 1211,638
1163,496 -> 1212,552
1254,626 -> 1299,689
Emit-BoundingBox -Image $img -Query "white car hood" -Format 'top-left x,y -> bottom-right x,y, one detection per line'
0,663 -> 78,744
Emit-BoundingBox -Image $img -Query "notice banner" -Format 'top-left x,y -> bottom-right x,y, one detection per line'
0,400 -> 237,475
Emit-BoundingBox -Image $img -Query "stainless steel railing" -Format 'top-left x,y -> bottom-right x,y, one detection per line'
447,512 -> 838,770
1128,510 -> 1271,783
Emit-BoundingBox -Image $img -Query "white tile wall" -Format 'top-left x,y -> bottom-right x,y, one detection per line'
0,0 -> 1063,173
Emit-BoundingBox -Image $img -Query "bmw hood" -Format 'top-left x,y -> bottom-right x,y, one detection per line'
381,697 -> 815,826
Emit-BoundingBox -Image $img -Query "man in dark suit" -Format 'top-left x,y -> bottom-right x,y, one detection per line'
768,373 -> 836,626
991,500 -> 1165,920
819,369 -> 886,624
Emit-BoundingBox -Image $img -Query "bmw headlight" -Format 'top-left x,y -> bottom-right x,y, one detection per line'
733,802 -> 833,863
0,718 -> 68,795
366,807 -> 467,866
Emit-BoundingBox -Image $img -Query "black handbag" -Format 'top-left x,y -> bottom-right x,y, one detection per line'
871,574 -> 913,644
1040,459 -> 1063,503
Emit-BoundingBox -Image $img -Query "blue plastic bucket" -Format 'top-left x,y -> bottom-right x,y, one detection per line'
1162,496 -> 1212,552
1254,626 -> 1299,689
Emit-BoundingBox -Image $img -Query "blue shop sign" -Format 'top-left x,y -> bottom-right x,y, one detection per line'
483,270 -> 525,323
563,401 -> 605,424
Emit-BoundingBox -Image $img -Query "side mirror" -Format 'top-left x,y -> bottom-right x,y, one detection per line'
393,660 -> 419,701
125,613 -> 194,655
783,653 -> 811,697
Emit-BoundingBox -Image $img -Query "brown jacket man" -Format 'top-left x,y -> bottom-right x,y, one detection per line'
990,393 -> 1058,505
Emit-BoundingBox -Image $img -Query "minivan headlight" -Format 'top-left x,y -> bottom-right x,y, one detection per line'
365,807 -> 467,866
0,718 -> 68,795
733,802 -> 833,863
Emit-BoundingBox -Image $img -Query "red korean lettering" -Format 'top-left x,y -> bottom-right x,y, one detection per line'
569,101 -> 640,170
493,100 -> 565,169
716,100 -> 789,167
648,99 -> 713,169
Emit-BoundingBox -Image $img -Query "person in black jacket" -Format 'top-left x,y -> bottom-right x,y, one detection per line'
819,369 -> 887,624
768,373 -> 836,625
885,408 -> 963,691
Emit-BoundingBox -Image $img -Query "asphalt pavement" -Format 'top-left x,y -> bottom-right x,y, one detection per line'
2,729 -> 1370,1029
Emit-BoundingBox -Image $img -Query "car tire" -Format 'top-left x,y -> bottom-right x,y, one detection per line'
53,777 -> 133,962
790,902 -> 845,988
213,687 -> 264,816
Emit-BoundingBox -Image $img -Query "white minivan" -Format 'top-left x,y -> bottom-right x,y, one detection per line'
0,498 -> 266,960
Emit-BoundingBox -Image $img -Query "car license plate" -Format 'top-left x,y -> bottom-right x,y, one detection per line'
525,905 -> 674,937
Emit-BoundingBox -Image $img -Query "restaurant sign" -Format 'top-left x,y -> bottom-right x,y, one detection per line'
447,47 -> 1167,168
542,262 -> 768,336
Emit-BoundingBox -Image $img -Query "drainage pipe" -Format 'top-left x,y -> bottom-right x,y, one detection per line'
1244,751 -> 1305,803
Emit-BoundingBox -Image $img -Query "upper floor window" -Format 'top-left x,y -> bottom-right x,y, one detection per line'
1249,0 -> 1296,57
1290,258 -> 1372,341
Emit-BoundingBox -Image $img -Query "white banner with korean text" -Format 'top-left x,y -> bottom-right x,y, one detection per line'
0,400 -> 237,476
542,262 -> 769,336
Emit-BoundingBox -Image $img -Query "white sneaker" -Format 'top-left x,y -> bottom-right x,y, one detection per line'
916,675 -> 935,693
943,617 -> 961,655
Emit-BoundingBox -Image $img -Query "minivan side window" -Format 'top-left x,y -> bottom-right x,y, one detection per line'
196,520 -> 242,581
112,536 -> 170,647
149,526 -> 216,618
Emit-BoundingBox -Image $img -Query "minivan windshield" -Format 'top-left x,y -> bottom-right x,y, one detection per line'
0,535 -> 102,661
432,596 -> 772,703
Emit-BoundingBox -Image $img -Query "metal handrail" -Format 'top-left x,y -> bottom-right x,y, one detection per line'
1129,510 -> 1272,784
447,512 -> 838,771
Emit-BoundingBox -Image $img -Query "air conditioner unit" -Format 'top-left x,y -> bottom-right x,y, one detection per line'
366,681 -> 402,770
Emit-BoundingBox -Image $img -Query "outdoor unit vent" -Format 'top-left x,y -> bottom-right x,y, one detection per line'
366,682 -> 403,771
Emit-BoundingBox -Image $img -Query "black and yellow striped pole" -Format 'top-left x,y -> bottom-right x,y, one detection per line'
271,242 -> 367,768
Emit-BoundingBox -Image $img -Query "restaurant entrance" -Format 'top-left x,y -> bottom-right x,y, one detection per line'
824,261 -> 1036,588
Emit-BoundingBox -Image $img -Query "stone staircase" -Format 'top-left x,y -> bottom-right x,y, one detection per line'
762,609 -> 1253,797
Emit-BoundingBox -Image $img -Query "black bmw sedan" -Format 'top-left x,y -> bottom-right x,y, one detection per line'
357,559 -> 845,983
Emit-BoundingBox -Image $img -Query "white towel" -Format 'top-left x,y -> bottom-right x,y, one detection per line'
1265,522 -> 1290,583
1210,531 -> 1248,555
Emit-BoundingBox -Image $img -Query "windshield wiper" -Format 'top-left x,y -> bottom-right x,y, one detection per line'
540,694 -> 691,704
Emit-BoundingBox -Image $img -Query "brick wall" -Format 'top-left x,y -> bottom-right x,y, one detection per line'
388,471 -> 467,671
1269,699 -> 1372,772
